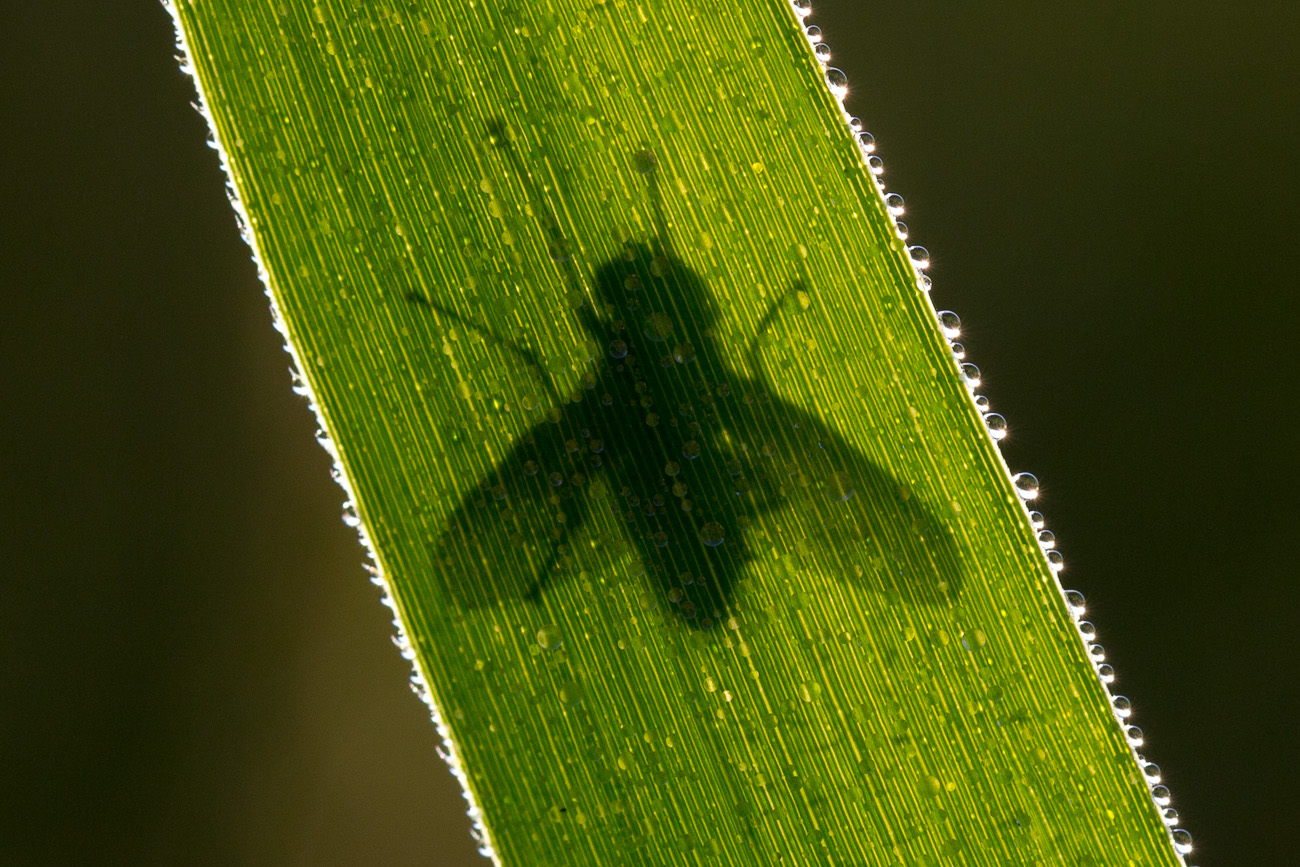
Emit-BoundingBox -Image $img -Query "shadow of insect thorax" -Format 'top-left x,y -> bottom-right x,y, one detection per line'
430,239 -> 962,629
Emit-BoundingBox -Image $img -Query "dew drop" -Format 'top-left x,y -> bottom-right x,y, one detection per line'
664,461 -> 681,477
1088,643 -> 1106,662
814,43 -> 831,64
805,24 -> 822,43
960,362 -> 981,389
652,530 -> 669,548
1028,510 -> 1046,531
1111,695 -> 1132,719
1125,725 -> 1144,746
549,471 -> 564,487
608,339 -> 628,359
700,522 -> 726,547
894,221 -> 909,241
1063,589 -> 1085,615
973,395 -> 991,412
1097,663 -> 1115,684
1151,785 -> 1172,806
829,470 -> 856,502
524,460 -> 539,476
1162,807 -> 1179,826
984,412 -> 1008,441
1077,621 -> 1097,641
949,341 -> 966,360
1045,549 -> 1064,573
856,131 -> 876,154
643,312 -> 673,342
884,192 -> 904,216
632,149 -> 657,175
341,503 -> 361,528
824,67 -> 848,98
793,0 -> 813,20
908,246 -> 930,270
1038,530 -> 1057,549
549,238 -> 572,263
867,154 -> 885,176
560,681 -> 585,706
1171,829 -> 1192,855
672,342 -> 696,364
936,310 -> 961,339
681,440 -> 701,460
848,116 -> 863,133
1142,762 -> 1162,783
1012,472 -> 1039,500
537,624 -> 563,650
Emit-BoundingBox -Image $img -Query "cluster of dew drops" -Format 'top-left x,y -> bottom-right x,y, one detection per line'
795,0 -> 1194,861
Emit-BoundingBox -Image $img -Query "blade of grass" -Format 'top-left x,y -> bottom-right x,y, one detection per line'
167,0 -> 1187,863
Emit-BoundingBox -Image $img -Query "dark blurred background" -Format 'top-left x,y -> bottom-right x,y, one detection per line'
1,1 -> 1294,864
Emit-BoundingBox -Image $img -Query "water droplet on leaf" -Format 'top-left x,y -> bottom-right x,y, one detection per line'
1012,472 -> 1039,500
824,67 -> 848,97
984,412 -> 1007,440
560,681 -> 585,706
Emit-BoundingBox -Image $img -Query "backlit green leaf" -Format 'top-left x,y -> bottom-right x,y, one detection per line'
169,0 -> 1183,863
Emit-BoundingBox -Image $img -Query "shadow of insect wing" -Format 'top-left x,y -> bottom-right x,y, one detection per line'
752,398 -> 963,605
431,419 -> 598,610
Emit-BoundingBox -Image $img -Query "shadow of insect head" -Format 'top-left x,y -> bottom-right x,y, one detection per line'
415,121 -> 962,629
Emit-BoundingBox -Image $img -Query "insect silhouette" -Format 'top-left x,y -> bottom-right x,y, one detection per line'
415,122 -> 962,627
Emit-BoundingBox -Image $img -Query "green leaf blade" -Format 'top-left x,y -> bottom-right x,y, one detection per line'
171,0 -> 1183,864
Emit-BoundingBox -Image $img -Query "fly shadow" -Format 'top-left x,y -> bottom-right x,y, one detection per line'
415,122 -> 964,628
